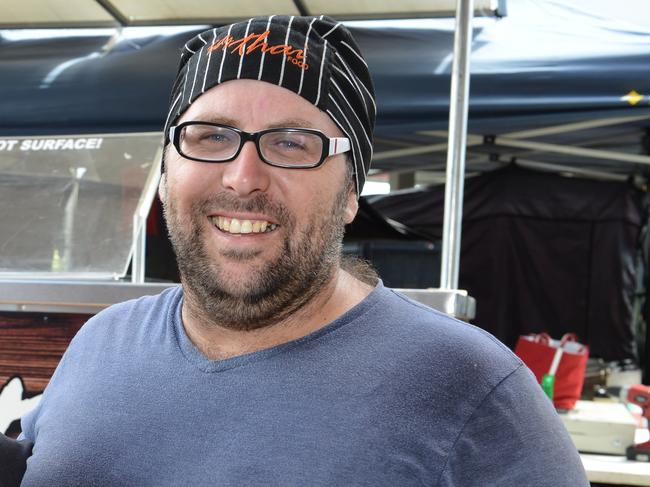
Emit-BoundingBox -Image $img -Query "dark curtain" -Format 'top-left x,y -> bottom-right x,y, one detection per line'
368,165 -> 647,362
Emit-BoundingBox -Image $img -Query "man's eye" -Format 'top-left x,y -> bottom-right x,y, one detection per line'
275,139 -> 305,150
201,133 -> 231,144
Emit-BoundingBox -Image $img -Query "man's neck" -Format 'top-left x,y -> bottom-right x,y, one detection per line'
180,268 -> 374,361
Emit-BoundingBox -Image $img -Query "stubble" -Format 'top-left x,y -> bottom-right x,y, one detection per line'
162,182 -> 351,331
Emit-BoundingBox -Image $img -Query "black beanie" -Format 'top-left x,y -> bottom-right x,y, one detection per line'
163,15 -> 376,195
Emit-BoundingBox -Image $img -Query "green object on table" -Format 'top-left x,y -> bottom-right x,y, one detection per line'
542,373 -> 555,400
542,346 -> 563,402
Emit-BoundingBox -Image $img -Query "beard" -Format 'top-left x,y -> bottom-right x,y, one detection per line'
162,182 -> 351,331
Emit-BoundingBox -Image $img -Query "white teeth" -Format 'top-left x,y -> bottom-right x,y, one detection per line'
240,220 -> 253,234
211,216 -> 278,235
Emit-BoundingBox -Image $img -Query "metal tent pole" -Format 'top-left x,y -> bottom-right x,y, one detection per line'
440,0 -> 475,290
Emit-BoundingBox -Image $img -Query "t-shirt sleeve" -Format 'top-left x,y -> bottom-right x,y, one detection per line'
436,364 -> 589,487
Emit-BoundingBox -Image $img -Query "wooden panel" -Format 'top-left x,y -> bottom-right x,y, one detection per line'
0,312 -> 90,395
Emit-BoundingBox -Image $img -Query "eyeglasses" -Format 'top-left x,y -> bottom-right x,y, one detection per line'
169,121 -> 351,169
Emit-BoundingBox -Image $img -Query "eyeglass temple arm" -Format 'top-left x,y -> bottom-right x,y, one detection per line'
328,137 -> 350,156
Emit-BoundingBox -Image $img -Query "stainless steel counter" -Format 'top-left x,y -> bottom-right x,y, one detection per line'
0,280 -> 476,320
0,279 -> 175,314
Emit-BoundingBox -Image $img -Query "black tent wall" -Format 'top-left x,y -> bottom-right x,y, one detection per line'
367,165 -> 647,362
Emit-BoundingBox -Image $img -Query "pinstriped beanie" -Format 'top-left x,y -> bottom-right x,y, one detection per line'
163,15 -> 376,195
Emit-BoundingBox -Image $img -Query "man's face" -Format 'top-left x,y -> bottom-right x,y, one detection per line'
160,79 -> 358,330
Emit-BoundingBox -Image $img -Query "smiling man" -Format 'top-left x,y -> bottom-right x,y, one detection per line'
161,78 -> 369,357
17,15 -> 588,486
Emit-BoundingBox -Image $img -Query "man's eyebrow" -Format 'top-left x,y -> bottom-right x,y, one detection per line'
188,116 -> 316,130
192,115 -> 240,127
265,119 -> 315,129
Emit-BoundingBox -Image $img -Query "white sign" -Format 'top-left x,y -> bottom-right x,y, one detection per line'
0,137 -> 104,152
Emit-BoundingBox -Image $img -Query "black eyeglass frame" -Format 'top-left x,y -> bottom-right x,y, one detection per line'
169,121 -> 350,169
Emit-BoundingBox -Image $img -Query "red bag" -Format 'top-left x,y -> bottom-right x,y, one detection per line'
514,333 -> 589,410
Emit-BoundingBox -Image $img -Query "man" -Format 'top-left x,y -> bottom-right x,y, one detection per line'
18,15 -> 588,486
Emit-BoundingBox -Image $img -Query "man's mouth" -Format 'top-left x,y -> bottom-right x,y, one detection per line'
210,216 -> 279,235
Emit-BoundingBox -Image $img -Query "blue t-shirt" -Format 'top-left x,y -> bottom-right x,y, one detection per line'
21,283 -> 588,486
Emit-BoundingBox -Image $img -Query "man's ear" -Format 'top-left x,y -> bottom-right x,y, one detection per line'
158,172 -> 168,205
343,187 -> 358,224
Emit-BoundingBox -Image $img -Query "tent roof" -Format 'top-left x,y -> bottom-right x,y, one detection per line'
1,0 -> 650,176
0,0 -> 504,28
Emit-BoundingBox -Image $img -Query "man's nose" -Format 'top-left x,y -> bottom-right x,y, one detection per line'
221,141 -> 271,196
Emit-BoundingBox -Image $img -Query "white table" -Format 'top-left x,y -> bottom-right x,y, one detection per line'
563,400 -> 650,485
581,453 -> 650,486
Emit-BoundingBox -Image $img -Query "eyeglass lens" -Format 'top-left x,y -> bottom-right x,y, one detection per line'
180,124 -> 324,166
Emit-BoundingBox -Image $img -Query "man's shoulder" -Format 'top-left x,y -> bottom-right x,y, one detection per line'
99,285 -> 180,316
71,285 -> 182,348
372,286 -> 519,363
363,285 -> 523,392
